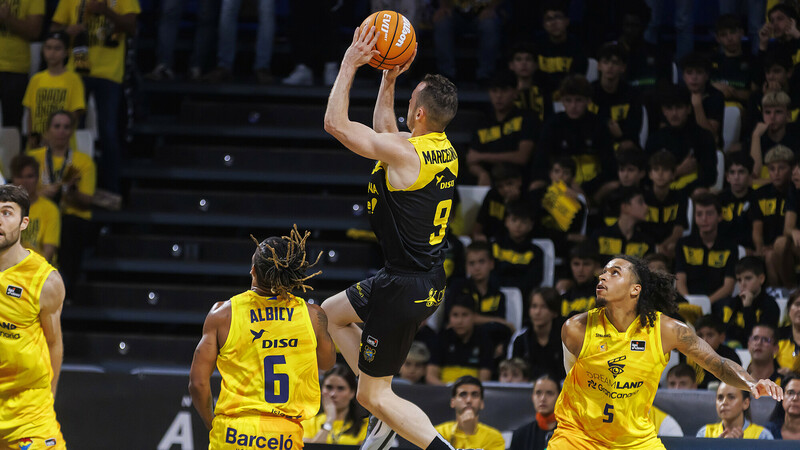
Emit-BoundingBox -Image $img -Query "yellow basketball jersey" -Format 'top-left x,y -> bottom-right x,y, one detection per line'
0,251 -> 56,394
553,308 -> 668,449
214,291 -> 320,421
703,421 -> 767,439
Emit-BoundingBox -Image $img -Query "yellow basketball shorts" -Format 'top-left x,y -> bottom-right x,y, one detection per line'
0,388 -> 66,449
210,415 -> 304,450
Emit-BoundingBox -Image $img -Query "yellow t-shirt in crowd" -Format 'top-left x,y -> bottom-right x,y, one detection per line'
22,69 -> 85,136
52,0 -> 141,83
301,414 -> 368,445
27,146 -> 96,220
0,0 -> 45,73
434,421 -> 505,450
21,196 -> 61,258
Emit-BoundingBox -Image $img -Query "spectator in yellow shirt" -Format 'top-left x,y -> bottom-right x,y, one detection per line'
0,0 -> 44,130
434,376 -> 505,450
11,154 -> 60,263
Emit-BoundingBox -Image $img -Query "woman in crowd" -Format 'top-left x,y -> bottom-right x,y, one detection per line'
778,291 -> 800,374
302,364 -> 368,444
767,373 -> 800,440
508,287 -> 565,380
696,381 -> 774,439
509,373 -> 560,450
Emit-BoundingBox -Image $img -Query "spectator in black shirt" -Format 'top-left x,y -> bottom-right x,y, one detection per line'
491,201 -> 544,297
558,242 -> 600,318
771,157 -> 800,288
427,293 -> 494,385
474,164 -> 525,242
591,42 -> 643,149
468,70 -> 537,186
642,150 -> 689,259
646,85 -> 717,195
675,192 -> 737,304
509,42 -> 549,123
666,363 -> 698,389
758,5 -> 800,84
681,52 -> 725,145
711,14 -> 755,107
746,324 -> 784,387
535,1 -> 588,100
750,90 -> 800,185
591,186 -> 654,261
508,287 -> 566,381
719,151 -> 756,250
509,374 -> 560,450
745,49 -> 799,137
751,145 -> 793,279
713,256 -> 780,345
600,146 -> 648,224
534,75 -> 615,195
688,314 -> 742,389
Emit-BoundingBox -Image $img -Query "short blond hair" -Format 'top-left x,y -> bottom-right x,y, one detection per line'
765,144 -> 794,165
761,90 -> 791,109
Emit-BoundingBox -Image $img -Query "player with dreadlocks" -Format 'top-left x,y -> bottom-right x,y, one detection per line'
189,226 -> 336,449
548,254 -> 783,449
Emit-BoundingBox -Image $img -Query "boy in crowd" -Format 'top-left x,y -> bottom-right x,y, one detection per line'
746,324 -> 783,386
750,90 -> 800,185
771,157 -> 800,288
713,256 -> 780,345
498,358 -> 530,383
491,201 -> 544,297
745,49 -> 799,135
434,376 -> 505,450
711,14 -> 755,107
534,0 -> 587,100
427,294 -> 493,385
675,193 -> 737,304
666,363 -> 699,389
532,156 -> 587,257
758,4 -> 800,75
12,155 -> 60,263
591,186 -> 654,260
751,145 -> 793,283
473,164 -> 525,242
718,151 -> 756,250
508,42 -> 549,123
590,42 -> 643,149
467,71 -> 537,186
642,150 -> 689,258
533,75 -> 614,196
681,52 -> 725,143
646,85 -> 717,194
601,146 -> 648,225
687,315 -> 742,389
446,241 -> 514,353
559,243 -> 599,317
398,342 -> 430,385
646,253 -> 698,324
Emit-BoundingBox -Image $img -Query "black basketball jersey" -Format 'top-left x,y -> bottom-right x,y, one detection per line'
367,132 -> 459,271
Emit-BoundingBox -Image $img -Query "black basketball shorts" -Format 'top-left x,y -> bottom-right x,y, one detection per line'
346,266 -> 446,377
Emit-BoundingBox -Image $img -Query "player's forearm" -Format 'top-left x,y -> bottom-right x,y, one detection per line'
710,357 -> 757,391
324,64 -> 357,136
48,339 -> 63,397
374,75 -> 399,133
189,382 -> 214,430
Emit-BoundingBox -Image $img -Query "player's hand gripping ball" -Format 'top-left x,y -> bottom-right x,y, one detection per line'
359,11 -> 416,70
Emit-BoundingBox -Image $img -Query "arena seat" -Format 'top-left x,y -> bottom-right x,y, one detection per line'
29,42 -> 42,79
532,238 -> 555,288
639,105 -> 649,148
735,348 -> 751,369
684,295 -> 711,315
500,286 -> 524,332
660,350 -> 680,387
586,57 -> 599,82
722,105 -> 741,152
455,185 -> 491,234
713,149 -> 724,192
0,127 -> 20,179
75,129 -> 94,158
63,332 -> 198,368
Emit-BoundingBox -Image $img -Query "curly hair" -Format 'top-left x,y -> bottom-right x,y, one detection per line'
250,225 -> 322,298
615,254 -> 678,328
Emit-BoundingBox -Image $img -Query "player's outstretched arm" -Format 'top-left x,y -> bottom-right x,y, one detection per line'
324,26 -> 416,167
373,46 -> 417,135
189,301 -> 230,430
308,303 -> 336,371
663,317 -> 784,401
39,270 -> 65,398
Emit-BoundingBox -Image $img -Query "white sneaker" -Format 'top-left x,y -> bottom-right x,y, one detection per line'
324,61 -> 339,86
360,415 -> 396,450
282,64 -> 313,86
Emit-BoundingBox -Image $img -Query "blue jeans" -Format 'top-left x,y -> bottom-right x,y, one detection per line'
718,0 -> 766,54
83,76 -> 121,194
433,9 -> 500,81
155,0 -> 218,70
645,0 -> 694,60
217,0 -> 274,70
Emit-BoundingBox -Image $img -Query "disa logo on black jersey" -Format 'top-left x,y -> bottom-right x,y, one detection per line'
607,355 -> 626,378
6,285 -> 22,298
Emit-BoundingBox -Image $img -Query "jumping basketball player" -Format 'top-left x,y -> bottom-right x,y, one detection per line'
549,255 -> 783,449
0,185 -> 67,449
322,26 -> 459,450
189,227 -> 336,448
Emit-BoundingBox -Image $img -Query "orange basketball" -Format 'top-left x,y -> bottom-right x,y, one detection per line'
359,11 -> 416,70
